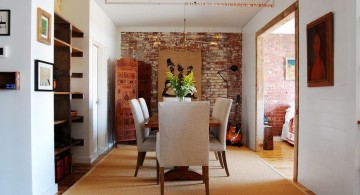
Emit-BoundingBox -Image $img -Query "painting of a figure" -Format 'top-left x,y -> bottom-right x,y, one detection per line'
306,12 -> 333,87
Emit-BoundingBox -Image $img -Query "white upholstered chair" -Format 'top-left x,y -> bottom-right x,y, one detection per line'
210,98 -> 233,176
138,97 -> 156,136
129,99 -> 157,177
162,97 -> 191,102
156,102 -> 210,195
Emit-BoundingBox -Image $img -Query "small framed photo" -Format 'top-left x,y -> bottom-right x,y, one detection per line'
0,10 -> 10,36
306,12 -> 334,87
35,60 -> 54,91
285,57 -> 295,80
37,8 -> 51,45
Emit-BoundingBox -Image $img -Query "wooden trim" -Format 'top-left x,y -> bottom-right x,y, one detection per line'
255,1 -> 299,180
293,1 -> 299,182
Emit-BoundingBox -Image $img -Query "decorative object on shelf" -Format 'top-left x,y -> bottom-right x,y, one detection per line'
0,10 -> 10,36
35,59 -> 53,91
37,8 -> 52,45
285,57 -> 295,81
306,12 -> 333,87
164,58 -> 197,101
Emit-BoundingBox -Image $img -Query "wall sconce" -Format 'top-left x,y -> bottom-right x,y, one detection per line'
217,65 -> 238,87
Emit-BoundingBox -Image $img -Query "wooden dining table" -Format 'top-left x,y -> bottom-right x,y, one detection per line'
144,114 -> 220,129
145,114 -> 220,181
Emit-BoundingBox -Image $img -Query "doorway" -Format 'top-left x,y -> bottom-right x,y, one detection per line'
92,42 -> 107,156
255,2 -> 299,181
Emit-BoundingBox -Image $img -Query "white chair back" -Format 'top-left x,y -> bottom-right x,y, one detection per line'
129,99 -> 147,149
138,97 -> 150,121
157,101 -> 209,167
211,98 -> 233,148
163,97 -> 191,102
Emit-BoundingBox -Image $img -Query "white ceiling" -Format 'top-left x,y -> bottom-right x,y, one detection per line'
93,0 -> 271,32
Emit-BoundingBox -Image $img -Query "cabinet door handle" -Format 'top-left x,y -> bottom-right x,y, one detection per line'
96,99 -> 100,104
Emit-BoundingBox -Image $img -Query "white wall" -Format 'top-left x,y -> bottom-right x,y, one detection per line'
298,1 -> 357,194
0,0 -> 56,194
243,0 -> 360,194
61,0 -> 119,163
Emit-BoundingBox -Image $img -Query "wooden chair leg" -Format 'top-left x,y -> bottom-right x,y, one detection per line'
140,152 -> 147,166
217,151 -> 224,168
222,151 -> 230,176
134,152 -> 146,176
202,166 -> 209,195
160,167 -> 165,195
156,160 -> 159,184
214,151 -> 218,160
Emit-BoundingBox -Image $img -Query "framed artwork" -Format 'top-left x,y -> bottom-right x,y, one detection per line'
0,10 -> 10,36
37,8 -> 51,45
285,57 -> 295,80
306,12 -> 334,87
35,60 -> 54,91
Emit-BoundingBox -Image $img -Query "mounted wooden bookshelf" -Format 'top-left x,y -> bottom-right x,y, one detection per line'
54,12 -> 84,182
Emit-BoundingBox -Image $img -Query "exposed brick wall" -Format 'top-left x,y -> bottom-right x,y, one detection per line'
263,34 -> 295,136
121,32 -> 242,125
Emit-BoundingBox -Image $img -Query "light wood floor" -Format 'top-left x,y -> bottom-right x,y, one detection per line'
255,141 -> 294,179
255,141 -> 315,195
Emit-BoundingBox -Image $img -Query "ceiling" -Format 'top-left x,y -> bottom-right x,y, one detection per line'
93,0 -> 272,32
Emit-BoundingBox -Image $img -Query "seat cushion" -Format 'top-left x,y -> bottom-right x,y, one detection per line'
138,136 -> 156,152
209,136 -> 226,151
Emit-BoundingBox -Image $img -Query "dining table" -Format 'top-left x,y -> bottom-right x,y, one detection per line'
145,113 -> 220,181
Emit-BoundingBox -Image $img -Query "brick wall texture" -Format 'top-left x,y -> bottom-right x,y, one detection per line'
263,34 -> 295,136
121,32 -> 242,125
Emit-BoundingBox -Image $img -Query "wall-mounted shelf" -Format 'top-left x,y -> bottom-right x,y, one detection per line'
71,73 -> 83,78
55,120 -> 67,125
54,12 -> 84,182
72,116 -> 83,123
72,26 -> 84,38
0,72 -> 20,90
71,138 -> 84,146
54,146 -> 70,156
71,92 -> 84,99
72,47 -> 83,57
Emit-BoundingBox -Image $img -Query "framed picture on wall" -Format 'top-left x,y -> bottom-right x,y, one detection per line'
306,12 -> 334,87
35,60 -> 54,91
0,10 -> 10,36
37,8 -> 52,45
285,57 -> 295,80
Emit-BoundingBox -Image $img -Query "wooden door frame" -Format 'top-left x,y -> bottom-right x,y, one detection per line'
255,1 -> 299,181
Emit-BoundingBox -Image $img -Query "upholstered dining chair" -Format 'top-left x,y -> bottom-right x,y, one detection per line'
138,97 -> 156,136
129,99 -> 157,177
162,97 -> 191,102
210,97 -> 233,176
156,102 -> 210,195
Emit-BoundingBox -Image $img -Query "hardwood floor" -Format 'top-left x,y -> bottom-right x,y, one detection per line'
256,140 -> 294,179
256,141 -> 315,195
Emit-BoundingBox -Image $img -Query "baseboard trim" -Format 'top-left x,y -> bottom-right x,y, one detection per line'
42,183 -> 58,195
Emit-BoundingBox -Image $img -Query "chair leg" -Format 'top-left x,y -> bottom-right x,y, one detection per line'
221,151 -> 230,176
214,151 -> 218,160
140,152 -> 147,166
217,151 -> 224,168
156,160 -> 159,184
202,166 -> 209,195
160,167 -> 165,195
134,152 -> 146,176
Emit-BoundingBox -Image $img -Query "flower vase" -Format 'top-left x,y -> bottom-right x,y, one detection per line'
177,96 -> 185,102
